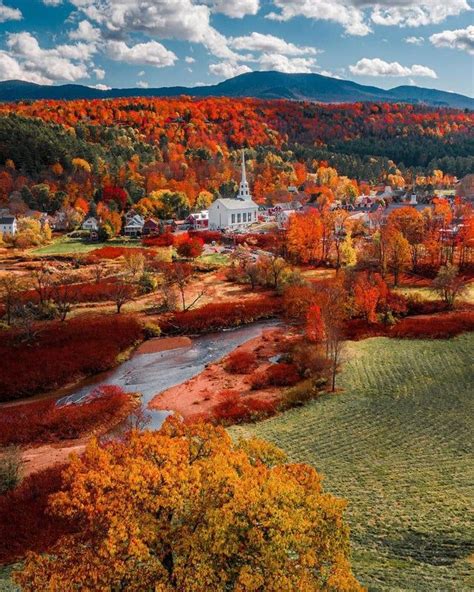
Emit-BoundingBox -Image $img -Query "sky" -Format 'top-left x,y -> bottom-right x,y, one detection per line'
0,0 -> 472,96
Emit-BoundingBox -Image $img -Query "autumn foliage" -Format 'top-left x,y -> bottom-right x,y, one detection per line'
0,465 -> 76,565
224,350 -> 258,374
0,386 -> 131,447
160,296 -> 282,333
212,390 -> 277,424
0,315 -> 143,401
251,363 -> 301,389
15,418 -> 363,591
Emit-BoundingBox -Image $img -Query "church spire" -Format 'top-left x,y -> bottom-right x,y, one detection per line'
237,149 -> 251,200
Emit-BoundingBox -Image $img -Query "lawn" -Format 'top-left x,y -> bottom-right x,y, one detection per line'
231,334 -> 474,591
196,252 -> 230,266
394,283 -> 474,305
32,237 -> 142,256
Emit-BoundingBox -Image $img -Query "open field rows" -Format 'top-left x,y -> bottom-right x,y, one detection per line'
232,335 -> 474,591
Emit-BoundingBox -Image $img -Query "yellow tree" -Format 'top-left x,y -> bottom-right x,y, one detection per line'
16,418 -> 363,592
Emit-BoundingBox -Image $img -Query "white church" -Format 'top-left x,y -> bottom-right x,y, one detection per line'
208,152 -> 259,230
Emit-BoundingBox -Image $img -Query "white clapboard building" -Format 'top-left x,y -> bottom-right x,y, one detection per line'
208,152 -> 258,230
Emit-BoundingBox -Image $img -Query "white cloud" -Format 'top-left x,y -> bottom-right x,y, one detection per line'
230,32 -> 319,56
136,80 -> 149,88
93,67 -> 105,79
257,53 -> 318,73
0,1 -> 22,23
70,0 -> 240,60
5,32 -> 93,83
205,0 -> 259,18
185,56 -> 196,63
209,62 -> 252,78
90,83 -> 110,90
430,25 -> 474,55
0,51 -> 51,84
69,20 -> 101,42
405,36 -> 424,45
106,40 -> 177,67
43,0 -> 63,5
267,0 -> 470,36
349,57 -> 437,78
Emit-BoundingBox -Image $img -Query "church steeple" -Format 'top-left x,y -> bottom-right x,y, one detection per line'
237,150 -> 251,200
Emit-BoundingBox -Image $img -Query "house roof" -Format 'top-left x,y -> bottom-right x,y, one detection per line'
0,216 -> 16,224
211,198 -> 258,210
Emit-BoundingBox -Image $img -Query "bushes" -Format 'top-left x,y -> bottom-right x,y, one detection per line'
224,350 -> 258,374
188,230 -> 222,244
280,378 -> 324,409
142,232 -> 174,247
391,311 -> 474,339
0,386 -> 131,447
0,315 -> 144,401
86,246 -> 151,262
0,464 -> 76,565
0,446 -> 21,495
212,390 -> 276,425
251,363 -> 301,389
160,296 -> 282,334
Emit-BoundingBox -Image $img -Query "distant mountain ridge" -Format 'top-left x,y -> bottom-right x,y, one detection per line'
0,71 -> 472,110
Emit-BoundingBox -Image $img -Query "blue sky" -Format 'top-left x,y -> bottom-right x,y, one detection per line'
0,0 -> 472,96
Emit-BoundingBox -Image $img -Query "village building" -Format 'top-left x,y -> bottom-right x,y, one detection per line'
82,216 -> 99,232
142,218 -> 162,236
0,215 -> 17,235
123,213 -> 145,237
208,152 -> 259,230
186,210 -> 209,230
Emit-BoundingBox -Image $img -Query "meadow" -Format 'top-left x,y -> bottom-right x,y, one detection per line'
232,334 -> 474,591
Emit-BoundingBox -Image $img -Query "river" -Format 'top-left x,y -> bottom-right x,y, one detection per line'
57,320 -> 279,430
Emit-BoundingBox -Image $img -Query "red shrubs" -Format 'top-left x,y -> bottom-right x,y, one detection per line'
0,315 -> 144,402
251,363 -> 301,389
0,464 -> 77,564
86,246 -> 151,262
189,230 -> 222,244
0,386 -> 131,447
142,232 -> 175,247
176,235 -> 204,259
224,350 -> 258,374
391,311 -> 474,339
212,390 -> 276,425
160,296 -> 282,334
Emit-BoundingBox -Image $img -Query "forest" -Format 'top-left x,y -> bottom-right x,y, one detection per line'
0,98 -> 472,219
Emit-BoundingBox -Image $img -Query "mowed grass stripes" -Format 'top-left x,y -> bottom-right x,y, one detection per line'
231,334 -> 474,591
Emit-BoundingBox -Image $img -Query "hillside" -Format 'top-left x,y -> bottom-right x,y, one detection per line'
1,71 -> 472,109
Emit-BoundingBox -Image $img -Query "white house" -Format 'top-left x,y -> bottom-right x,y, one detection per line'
82,217 -> 99,231
276,209 -> 297,229
123,214 -> 145,237
0,215 -> 17,235
208,152 -> 259,230
186,210 -> 209,229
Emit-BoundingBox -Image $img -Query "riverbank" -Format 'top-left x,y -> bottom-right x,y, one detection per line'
149,327 -> 291,422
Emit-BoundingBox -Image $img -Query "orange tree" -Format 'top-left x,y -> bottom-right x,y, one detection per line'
16,417 -> 363,592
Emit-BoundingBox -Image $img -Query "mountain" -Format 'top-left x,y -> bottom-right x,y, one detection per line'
1,71 -> 472,109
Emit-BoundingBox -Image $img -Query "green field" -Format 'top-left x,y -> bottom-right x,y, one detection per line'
232,334 -> 474,591
32,237 -> 141,256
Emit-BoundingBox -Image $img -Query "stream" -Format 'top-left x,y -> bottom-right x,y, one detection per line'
57,320 -> 279,430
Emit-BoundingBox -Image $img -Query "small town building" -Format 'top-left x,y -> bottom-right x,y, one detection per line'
0,215 -> 17,235
142,218 -> 162,236
123,214 -> 145,237
186,210 -> 209,229
82,217 -> 99,232
208,152 -> 259,230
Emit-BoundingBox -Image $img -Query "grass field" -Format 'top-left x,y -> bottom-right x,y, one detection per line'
232,334 -> 474,591
32,237 -> 141,256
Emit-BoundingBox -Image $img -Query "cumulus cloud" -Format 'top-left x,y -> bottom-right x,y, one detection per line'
70,0 -> 240,60
349,57 -> 437,78
43,0 -> 63,5
209,62 -> 252,78
93,67 -> 105,79
267,0 -> 470,36
90,83 -> 110,90
4,32 -> 94,83
205,0 -> 259,18
0,1 -> 22,23
69,20 -> 101,42
136,80 -> 149,88
185,56 -> 196,63
430,25 -> 474,55
405,36 -> 424,45
106,40 -> 177,67
230,32 -> 319,56
257,54 -> 318,73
